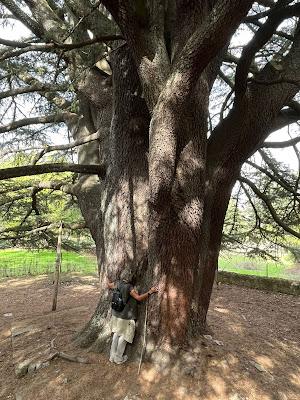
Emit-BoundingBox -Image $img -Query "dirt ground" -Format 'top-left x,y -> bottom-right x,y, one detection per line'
0,275 -> 299,400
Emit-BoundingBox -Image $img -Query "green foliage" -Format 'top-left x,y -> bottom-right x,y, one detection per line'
0,154 -> 93,251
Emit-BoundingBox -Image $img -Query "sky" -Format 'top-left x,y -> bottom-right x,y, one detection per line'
0,15 -> 299,171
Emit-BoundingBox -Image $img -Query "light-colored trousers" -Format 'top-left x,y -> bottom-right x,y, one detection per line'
110,332 -> 127,362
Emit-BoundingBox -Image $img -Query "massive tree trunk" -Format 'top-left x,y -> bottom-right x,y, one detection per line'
73,43 -> 237,363
73,2 -> 255,363
72,2 -> 299,365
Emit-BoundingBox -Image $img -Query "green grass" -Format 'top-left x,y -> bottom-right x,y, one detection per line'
0,248 -> 299,281
219,254 -> 299,280
0,248 -> 97,277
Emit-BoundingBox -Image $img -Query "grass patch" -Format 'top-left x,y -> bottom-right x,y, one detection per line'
219,254 -> 299,280
0,249 -> 298,281
0,248 -> 97,277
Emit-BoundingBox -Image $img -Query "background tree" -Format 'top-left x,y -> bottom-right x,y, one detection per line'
0,0 -> 299,363
0,167 -> 92,251
223,154 -> 300,259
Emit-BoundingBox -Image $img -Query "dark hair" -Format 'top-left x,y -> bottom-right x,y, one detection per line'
119,268 -> 133,283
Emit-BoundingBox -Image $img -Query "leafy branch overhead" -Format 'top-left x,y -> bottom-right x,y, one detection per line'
0,0 -> 299,255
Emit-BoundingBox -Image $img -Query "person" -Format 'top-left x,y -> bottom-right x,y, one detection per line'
107,269 -> 158,364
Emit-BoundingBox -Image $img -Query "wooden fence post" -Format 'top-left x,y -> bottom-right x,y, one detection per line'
52,221 -> 63,311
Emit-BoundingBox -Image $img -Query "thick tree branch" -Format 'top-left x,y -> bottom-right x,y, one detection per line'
0,37 -> 33,48
0,163 -> 106,180
54,35 -> 123,50
0,222 -> 57,235
288,100 -> 300,114
269,107 -> 300,132
240,176 -> 300,239
0,0 -> 43,37
0,180 -> 74,195
0,12 -> 18,20
0,35 -> 123,61
248,19 -> 293,41
258,0 -> 275,7
0,83 -> 63,100
263,135 -> 300,148
223,52 -> 240,65
244,10 -> 272,22
0,113 -> 74,133
22,0 -> 70,41
0,221 -> 87,237
208,22 -> 300,167
64,0 -> 118,41
15,71 -> 71,110
173,0 -> 253,88
218,70 -> 234,89
235,3 -> 300,101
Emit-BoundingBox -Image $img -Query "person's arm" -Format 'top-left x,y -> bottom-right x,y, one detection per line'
130,286 -> 158,302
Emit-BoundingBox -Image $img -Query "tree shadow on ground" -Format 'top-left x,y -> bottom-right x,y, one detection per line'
0,276 -> 299,400
135,283 -> 299,400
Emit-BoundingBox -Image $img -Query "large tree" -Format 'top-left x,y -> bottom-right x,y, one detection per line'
0,0 -> 299,363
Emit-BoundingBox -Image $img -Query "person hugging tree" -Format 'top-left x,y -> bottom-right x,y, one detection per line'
107,269 -> 158,364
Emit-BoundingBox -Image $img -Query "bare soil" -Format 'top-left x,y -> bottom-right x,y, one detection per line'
0,275 -> 299,400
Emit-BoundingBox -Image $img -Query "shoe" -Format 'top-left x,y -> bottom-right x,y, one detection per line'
114,355 -> 128,365
109,356 -> 115,363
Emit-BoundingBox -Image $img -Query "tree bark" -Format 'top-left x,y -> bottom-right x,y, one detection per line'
145,76 -> 208,350
74,44 -> 237,365
75,45 -> 150,354
70,4 -> 300,366
73,27 -> 247,366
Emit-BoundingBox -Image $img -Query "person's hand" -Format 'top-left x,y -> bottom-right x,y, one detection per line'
149,285 -> 158,295
106,278 -> 114,289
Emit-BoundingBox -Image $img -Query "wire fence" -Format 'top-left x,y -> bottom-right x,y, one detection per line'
0,249 -> 299,281
218,253 -> 300,281
0,249 -> 98,278
0,263 -> 96,278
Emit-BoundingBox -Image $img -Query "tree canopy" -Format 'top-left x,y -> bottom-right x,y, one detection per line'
0,0 -> 299,255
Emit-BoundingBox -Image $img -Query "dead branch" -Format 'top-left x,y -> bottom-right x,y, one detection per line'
57,352 -> 89,364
